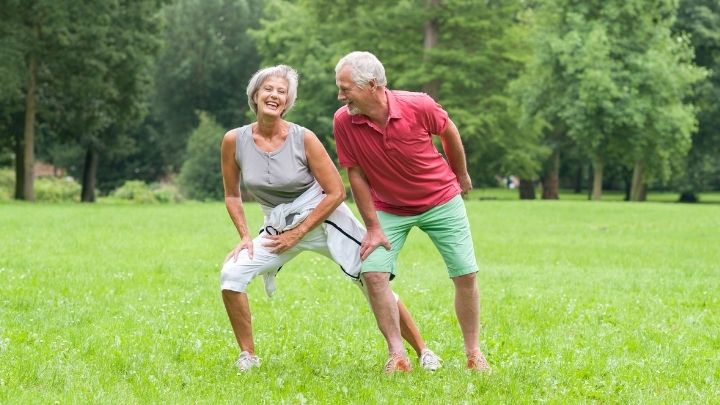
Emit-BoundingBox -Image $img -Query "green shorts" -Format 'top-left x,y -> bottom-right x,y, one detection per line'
362,195 -> 479,278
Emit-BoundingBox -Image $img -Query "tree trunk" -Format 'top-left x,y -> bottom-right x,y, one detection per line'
678,192 -> 698,203
574,165 -> 583,194
81,147 -> 99,202
541,149 -> 560,199
518,179 -> 535,200
591,155 -> 603,201
630,160 -> 646,202
14,132 -> 25,199
422,0 -> 440,99
21,53 -> 38,201
624,174 -> 631,201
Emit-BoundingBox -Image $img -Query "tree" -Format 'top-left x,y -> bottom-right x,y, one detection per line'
0,0 -> 163,202
0,0 -> 73,200
79,0 -> 163,202
253,0 -> 531,187
152,0 -> 263,170
513,0 -> 704,201
673,0 -> 720,201
177,112 -> 225,200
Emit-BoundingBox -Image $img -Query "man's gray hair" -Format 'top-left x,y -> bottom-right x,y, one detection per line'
246,65 -> 299,116
335,51 -> 387,88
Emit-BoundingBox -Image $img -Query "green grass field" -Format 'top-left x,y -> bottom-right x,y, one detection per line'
1,198 -> 718,403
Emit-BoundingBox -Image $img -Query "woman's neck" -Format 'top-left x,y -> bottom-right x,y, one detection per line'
255,115 -> 285,138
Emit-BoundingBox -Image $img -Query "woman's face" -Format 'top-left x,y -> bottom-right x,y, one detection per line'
254,76 -> 289,117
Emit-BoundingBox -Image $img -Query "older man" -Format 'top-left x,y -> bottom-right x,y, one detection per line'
333,51 -> 490,373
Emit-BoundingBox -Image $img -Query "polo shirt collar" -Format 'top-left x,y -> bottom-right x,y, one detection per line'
385,89 -> 402,120
350,89 -> 401,125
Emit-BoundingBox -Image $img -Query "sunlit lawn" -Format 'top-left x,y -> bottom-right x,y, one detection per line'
1,197 -> 718,403
471,187 -> 720,203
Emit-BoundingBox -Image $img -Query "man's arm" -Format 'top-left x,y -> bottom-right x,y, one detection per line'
347,166 -> 391,260
438,118 -> 472,194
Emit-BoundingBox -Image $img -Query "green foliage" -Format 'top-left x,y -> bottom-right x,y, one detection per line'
0,168 -> 14,200
3,0 -> 719,199
154,0 -> 262,136
151,182 -> 184,204
513,0 -> 706,198
108,180 -> 184,204
251,0 -> 353,151
178,113 -> 225,201
672,0 -> 720,194
33,176 -> 81,202
111,180 -> 159,204
0,0 -> 165,201
252,0 -> 529,184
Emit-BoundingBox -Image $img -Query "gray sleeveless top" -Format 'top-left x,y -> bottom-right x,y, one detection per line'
235,123 -> 317,209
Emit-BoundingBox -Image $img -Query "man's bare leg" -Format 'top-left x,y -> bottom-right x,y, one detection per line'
452,272 -> 480,353
362,272 -> 407,357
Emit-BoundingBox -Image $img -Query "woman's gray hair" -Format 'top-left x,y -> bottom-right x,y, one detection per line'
335,51 -> 387,88
246,65 -> 299,116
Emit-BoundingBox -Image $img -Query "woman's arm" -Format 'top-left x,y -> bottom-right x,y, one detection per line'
221,129 -> 254,260
262,129 -> 345,254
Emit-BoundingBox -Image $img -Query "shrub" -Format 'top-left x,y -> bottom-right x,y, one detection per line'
111,180 -> 158,203
0,169 -> 13,200
35,177 -> 82,202
178,112 -> 225,201
151,183 -> 184,203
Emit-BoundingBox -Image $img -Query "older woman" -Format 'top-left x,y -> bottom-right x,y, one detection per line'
219,65 -> 440,373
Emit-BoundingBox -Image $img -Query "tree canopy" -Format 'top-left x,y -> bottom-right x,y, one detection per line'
1,0 -> 718,202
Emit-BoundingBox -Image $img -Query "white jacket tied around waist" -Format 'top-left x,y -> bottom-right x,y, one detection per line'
261,182 -> 365,296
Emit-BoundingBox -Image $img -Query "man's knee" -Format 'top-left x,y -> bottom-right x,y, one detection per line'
452,271 -> 477,290
361,272 -> 391,290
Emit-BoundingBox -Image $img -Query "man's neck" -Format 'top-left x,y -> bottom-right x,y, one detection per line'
365,88 -> 389,128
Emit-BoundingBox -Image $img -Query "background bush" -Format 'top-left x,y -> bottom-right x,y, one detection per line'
110,180 -> 185,204
151,182 -> 184,203
111,180 -> 158,203
34,177 -> 82,202
178,112 -> 225,201
0,169 -> 13,201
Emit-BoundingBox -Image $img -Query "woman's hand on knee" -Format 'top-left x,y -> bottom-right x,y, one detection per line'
226,236 -> 254,262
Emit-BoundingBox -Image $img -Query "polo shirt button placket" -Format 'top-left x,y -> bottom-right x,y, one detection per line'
265,153 -> 271,184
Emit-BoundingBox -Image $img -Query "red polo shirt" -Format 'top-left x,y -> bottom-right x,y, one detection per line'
333,89 -> 461,216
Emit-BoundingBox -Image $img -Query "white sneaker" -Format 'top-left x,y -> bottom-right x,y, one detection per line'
419,348 -> 442,371
235,351 -> 261,372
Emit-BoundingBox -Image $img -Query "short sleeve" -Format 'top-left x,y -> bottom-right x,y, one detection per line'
422,94 -> 449,135
333,115 -> 357,168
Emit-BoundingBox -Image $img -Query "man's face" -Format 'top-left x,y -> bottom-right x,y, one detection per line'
335,67 -> 373,116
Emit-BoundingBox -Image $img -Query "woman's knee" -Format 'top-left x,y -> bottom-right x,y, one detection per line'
220,260 -> 254,293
